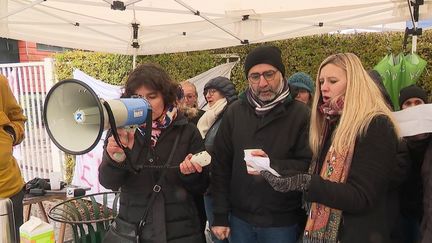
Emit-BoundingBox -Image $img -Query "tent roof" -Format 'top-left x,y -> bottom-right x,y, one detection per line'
1,0 -> 431,55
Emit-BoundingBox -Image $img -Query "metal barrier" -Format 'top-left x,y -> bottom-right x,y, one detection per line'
0,58 -> 63,181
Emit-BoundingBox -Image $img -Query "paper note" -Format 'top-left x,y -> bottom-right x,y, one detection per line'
393,104 -> 432,137
244,149 -> 281,177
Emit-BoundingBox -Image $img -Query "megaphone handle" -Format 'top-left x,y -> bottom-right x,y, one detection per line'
113,152 -> 126,162
103,101 -> 130,163
112,126 -> 136,162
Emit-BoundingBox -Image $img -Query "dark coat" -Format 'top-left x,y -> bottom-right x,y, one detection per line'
388,140 -> 412,242
99,114 -> 207,243
189,109 -> 205,125
211,97 -> 311,227
400,135 -> 427,221
305,115 -> 398,243
405,134 -> 432,243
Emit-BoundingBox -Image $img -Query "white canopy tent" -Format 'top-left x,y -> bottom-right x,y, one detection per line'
1,0 -> 431,56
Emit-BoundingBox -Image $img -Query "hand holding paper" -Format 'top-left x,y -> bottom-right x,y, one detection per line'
244,149 -> 281,177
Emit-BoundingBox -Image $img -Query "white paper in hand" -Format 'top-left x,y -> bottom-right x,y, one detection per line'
244,149 -> 281,177
191,151 -> 212,167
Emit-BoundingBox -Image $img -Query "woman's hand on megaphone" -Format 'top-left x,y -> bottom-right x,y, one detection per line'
106,128 -> 135,163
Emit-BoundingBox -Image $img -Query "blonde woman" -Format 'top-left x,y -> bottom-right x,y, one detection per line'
261,53 -> 399,243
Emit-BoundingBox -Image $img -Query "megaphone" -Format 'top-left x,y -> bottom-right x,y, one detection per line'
43,79 -> 151,155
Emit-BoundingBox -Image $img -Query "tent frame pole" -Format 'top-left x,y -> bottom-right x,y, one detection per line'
0,0 -> 45,20
406,0 -> 424,53
173,0 -> 249,44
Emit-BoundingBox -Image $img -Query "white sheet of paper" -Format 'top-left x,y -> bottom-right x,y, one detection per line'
244,153 -> 281,177
393,104 -> 432,137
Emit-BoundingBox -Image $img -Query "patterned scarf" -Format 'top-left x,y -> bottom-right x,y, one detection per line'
303,96 -> 354,243
246,79 -> 290,116
140,105 -> 177,147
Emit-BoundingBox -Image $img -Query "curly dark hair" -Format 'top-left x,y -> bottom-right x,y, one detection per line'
122,63 -> 178,106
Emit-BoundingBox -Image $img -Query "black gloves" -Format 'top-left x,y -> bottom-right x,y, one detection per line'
260,170 -> 311,192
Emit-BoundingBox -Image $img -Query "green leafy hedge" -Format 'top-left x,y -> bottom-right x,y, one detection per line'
55,30 -> 432,182
55,30 -> 432,92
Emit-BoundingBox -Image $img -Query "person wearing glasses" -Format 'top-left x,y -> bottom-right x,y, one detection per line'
196,76 -> 237,243
210,46 -> 311,243
180,81 -> 205,124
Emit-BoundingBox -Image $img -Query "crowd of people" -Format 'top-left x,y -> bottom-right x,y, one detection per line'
2,44 -> 430,243
97,46 -> 431,243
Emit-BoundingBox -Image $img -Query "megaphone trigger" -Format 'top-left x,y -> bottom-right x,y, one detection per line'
112,126 -> 137,162
113,152 -> 126,162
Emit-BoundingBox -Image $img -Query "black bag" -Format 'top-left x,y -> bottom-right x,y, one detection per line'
103,217 -> 141,243
103,127 -> 183,243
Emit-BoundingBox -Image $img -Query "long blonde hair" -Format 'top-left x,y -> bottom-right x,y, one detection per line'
309,53 -> 399,160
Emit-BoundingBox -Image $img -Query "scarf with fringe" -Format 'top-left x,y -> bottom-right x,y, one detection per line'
303,97 -> 354,243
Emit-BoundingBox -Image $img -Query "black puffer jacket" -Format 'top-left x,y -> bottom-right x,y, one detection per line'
99,114 -> 207,243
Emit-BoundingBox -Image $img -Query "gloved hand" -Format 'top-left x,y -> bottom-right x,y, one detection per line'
260,171 -> 311,192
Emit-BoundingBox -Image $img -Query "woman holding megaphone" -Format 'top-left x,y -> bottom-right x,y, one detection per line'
100,63 -> 208,243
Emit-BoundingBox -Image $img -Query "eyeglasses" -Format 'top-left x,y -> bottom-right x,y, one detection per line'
204,89 -> 218,96
184,94 -> 196,100
248,70 -> 278,84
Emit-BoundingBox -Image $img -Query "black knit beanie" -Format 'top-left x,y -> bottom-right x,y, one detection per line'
244,46 -> 285,78
399,84 -> 428,107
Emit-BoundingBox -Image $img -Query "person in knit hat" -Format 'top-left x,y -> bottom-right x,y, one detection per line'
399,84 -> 428,109
210,45 -> 311,243
398,84 -> 430,243
288,72 -> 315,104
244,46 -> 286,79
203,76 -> 238,105
196,76 -> 237,243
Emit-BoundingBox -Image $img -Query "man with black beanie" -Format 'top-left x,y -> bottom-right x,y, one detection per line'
210,46 -> 311,243
399,84 -> 428,110
398,84 -> 432,243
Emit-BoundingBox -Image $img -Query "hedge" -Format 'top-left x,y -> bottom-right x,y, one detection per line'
55,30 -> 432,92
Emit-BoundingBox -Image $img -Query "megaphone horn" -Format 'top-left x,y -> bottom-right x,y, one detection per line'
43,79 -> 151,155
